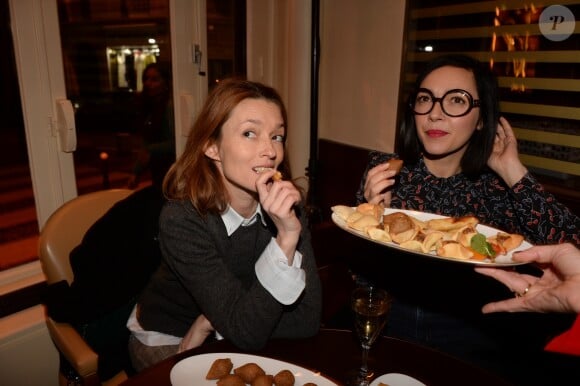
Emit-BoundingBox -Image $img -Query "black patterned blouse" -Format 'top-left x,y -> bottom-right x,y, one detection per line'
356,151 -> 580,246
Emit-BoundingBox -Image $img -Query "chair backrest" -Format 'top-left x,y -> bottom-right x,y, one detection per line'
38,189 -> 133,285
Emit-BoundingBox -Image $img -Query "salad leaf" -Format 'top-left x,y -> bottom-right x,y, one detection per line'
471,233 -> 496,258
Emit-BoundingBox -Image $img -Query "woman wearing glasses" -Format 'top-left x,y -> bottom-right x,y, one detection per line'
354,54 -> 580,384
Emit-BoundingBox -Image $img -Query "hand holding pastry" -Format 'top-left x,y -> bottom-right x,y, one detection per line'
364,158 -> 402,206
256,169 -> 301,263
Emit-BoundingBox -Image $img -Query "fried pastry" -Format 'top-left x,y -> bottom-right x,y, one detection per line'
390,225 -> 419,244
437,240 -> 474,259
383,212 -> 418,244
206,358 -> 234,380
331,205 -> 355,222
427,215 -> 478,232
409,215 -> 427,230
399,239 -> 423,252
383,211 -> 414,234
251,374 -> 274,386
350,214 -> 381,232
346,211 -> 365,225
217,374 -> 246,386
234,363 -> 266,384
455,225 -> 479,247
367,227 -> 392,243
272,171 -> 283,181
487,232 -> 524,253
388,158 -> 404,174
421,231 -> 444,253
273,369 -> 295,386
356,202 -> 383,221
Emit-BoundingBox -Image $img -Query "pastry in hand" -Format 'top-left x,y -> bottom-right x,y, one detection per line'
388,158 -> 404,174
272,170 -> 283,181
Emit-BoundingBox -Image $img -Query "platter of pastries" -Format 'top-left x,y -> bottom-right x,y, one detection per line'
331,204 -> 532,266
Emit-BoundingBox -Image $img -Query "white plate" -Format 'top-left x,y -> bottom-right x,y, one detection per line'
332,208 -> 532,266
170,352 -> 338,386
371,373 -> 426,386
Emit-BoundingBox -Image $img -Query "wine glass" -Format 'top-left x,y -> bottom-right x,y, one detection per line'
349,286 -> 392,386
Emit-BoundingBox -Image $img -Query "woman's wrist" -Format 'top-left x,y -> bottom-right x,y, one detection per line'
502,163 -> 528,187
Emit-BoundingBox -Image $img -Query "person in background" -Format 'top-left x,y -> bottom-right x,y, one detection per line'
354,54 -> 580,385
127,78 -> 322,372
476,243 -> 580,314
128,62 -> 176,189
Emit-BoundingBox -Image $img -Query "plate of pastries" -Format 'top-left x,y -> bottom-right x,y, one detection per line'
331,203 -> 532,266
170,352 -> 339,386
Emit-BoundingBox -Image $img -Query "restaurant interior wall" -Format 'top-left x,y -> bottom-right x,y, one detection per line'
318,0 -> 406,153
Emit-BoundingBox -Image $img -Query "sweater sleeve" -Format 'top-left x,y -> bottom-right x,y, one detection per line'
268,208 -> 322,340
507,173 -> 580,246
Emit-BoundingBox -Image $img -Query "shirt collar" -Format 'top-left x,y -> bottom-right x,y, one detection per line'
221,204 -> 267,236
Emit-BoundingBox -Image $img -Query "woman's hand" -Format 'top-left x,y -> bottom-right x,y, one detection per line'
178,314 -> 214,353
363,161 -> 399,205
475,243 -> 580,314
487,117 -> 528,187
256,170 -> 302,263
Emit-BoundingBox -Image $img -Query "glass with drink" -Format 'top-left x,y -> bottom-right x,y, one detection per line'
349,286 -> 392,386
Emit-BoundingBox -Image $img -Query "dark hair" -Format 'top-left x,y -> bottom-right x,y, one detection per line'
163,78 -> 292,214
142,62 -> 171,84
396,54 -> 499,175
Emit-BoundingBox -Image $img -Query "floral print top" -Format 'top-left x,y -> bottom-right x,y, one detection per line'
356,151 -> 580,246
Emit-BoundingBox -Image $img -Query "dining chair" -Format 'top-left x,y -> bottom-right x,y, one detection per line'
38,189 -> 133,386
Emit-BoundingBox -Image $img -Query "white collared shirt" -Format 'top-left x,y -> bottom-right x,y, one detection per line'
222,205 -> 305,304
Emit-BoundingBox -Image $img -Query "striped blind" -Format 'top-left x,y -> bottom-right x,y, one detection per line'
402,0 -> 579,188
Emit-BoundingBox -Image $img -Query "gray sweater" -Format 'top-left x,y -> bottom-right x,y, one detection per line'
138,199 -> 322,350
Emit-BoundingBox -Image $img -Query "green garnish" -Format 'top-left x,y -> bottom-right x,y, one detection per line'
471,233 -> 496,257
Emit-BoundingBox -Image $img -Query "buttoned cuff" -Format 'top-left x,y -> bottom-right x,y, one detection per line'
255,238 -> 305,305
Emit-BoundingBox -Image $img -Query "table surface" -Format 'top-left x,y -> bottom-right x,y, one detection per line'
120,328 -> 513,386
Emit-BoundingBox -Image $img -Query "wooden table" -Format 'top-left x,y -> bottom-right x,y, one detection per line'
121,328 -> 513,386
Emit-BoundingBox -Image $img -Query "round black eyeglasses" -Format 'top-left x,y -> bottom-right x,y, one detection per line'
411,88 -> 480,117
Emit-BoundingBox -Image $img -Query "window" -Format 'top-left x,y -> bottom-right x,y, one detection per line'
0,0 -> 246,276
0,0 -> 38,272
